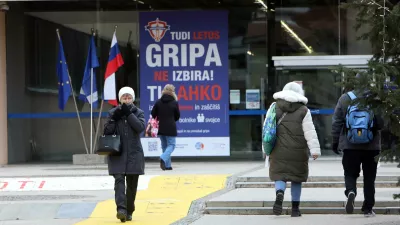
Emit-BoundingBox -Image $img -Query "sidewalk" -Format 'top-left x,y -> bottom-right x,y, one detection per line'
0,161 -> 260,224
191,215 -> 400,225
0,161 -> 260,178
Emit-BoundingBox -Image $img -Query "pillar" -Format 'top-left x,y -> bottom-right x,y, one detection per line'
0,12 -> 8,165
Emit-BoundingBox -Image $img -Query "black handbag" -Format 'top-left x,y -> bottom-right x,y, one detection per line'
96,127 -> 121,156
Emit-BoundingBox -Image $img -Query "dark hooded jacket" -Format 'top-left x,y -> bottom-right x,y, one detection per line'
104,105 -> 146,175
332,92 -> 383,151
151,92 -> 180,136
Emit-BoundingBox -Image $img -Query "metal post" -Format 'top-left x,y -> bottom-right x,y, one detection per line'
56,29 -> 89,154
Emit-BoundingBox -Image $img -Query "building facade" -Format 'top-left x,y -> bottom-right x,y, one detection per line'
0,0 -> 374,164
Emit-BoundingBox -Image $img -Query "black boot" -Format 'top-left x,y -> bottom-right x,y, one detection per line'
116,210 -> 127,223
160,159 -> 166,171
291,201 -> 301,217
127,214 -> 132,221
273,190 -> 284,216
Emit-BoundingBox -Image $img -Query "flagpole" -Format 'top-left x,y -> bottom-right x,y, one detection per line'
56,29 -> 89,155
90,29 -> 95,154
93,25 -> 118,151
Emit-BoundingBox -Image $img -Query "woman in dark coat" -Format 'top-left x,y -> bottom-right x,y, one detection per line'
103,86 -> 145,223
151,84 -> 180,170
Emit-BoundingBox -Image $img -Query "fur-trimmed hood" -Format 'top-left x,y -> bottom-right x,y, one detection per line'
273,82 -> 308,104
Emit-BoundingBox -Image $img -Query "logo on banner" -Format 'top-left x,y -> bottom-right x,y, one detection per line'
195,142 -> 204,150
144,18 -> 170,42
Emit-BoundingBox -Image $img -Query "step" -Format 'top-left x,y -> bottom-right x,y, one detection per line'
235,181 -> 398,188
192,215 -> 400,225
236,176 -> 399,183
205,207 -> 400,215
206,188 -> 400,208
207,200 -> 399,208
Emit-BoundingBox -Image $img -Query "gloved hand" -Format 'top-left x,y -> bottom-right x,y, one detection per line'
112,108 -> 123,121
121,103 -> 132,116
332,142 -> 340,155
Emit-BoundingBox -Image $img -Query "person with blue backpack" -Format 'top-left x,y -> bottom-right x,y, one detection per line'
263,82 -> 321,217
332,87 -> 384,217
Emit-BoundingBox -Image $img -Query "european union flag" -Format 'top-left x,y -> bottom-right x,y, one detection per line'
56,37 -> 72,111
79,35 -> 99,107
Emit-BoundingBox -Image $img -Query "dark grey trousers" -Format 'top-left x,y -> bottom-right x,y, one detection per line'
113,174 -> 139,215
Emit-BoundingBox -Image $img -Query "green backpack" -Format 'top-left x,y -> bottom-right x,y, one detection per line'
262,103 -> 287,155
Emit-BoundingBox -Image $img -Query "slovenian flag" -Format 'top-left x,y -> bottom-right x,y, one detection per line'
103,31 -> 124,106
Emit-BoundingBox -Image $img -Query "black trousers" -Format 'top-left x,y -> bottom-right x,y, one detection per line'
342,150 -> 380,211
113,174 -> 140,215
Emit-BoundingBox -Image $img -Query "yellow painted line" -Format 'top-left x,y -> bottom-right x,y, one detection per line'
75,174 -> 229,225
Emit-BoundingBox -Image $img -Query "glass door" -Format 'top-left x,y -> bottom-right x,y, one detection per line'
276,68 -> 342,154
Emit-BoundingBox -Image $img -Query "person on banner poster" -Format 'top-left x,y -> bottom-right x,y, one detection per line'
151,84 -> 180,171
103,87 -> 145,222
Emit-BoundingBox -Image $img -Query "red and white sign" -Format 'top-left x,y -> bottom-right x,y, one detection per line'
0,175 -> 157,192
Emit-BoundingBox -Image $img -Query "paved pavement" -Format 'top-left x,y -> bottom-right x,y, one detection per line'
0,160 -> 398,224
0,161 -> 260,224
190,215 -> 400,225
76,175 -> 229,225
0,161 -> 260,178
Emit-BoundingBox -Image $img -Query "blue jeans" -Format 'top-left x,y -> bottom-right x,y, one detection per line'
275,181 -> 302,202
159,135 -> 176,168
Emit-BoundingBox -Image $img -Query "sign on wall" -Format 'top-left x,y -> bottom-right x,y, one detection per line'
139,11 -> 230,156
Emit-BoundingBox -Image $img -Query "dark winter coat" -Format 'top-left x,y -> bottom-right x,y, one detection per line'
332,93 -> 383,151
151,93 -> 180,136
104,105 -> 146,175
269,90 -> 321,183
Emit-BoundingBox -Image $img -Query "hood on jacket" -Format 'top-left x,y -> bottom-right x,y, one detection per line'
273,82 -> 308,113
161,94 -> 176,103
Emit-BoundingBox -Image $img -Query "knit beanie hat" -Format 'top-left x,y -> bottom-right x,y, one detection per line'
118,86 -> 135,102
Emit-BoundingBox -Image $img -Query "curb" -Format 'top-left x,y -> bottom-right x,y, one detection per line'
204,206 -> 400,215
235,181 -> 399,188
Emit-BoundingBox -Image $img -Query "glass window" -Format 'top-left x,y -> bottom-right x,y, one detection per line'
6,0 -> 140,162
7,0 -> 269,161
269,0 -> 372,56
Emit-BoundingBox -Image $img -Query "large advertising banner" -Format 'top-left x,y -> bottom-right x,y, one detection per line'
139,11 -> 230,156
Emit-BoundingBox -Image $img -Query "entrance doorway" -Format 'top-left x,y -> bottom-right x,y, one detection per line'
272,55 -> 371,155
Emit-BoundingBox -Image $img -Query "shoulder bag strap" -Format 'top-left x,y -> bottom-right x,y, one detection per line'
347,91 -> 357,100
277,112 -> 287,126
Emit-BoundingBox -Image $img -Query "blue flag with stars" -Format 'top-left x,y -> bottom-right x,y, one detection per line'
79,35 -> 99,107
56,36 -> 72,111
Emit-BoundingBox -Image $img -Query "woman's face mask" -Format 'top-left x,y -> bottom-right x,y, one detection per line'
120,94 -> 133,105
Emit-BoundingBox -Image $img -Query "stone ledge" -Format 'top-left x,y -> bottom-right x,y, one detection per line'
72,154 -> 107,165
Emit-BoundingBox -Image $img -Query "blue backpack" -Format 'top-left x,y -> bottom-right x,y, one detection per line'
345,91 -> 374,144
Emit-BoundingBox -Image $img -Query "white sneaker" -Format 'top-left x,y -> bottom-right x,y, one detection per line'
364,210 -> 376,217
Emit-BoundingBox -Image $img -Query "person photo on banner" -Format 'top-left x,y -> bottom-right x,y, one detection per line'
151,84 -> 180,171
103,86 -> 145,222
